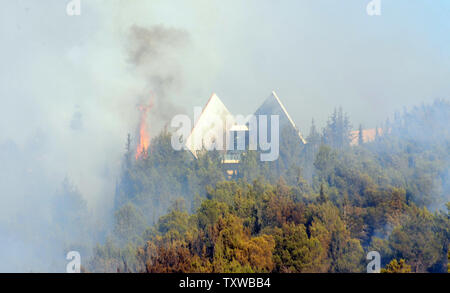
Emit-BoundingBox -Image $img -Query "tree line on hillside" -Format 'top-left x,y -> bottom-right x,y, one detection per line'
86,100 -> 450,273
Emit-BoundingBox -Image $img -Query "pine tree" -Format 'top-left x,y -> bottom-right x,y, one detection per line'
358,124 -> 364,146
323,107 -> 352,149
318,183 -> 328,203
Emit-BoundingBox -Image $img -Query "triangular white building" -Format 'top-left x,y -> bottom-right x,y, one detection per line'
254,91 -> 306,144
184,91 -> 306,161
185,93 -> 235,158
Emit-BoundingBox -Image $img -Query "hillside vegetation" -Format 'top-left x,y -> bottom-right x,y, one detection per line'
88,100 -> 450,273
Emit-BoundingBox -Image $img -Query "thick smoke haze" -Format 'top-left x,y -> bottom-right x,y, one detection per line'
0,0 -> 449,272
0,1 -> 202,272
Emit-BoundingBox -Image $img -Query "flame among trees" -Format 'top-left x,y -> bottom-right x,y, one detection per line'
135,99 -> 153,160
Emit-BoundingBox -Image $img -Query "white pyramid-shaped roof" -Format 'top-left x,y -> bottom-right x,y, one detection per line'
185,93 -> 235,158
254,91 -> 306,144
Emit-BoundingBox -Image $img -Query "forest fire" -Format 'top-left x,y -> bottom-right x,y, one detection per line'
135,98 -> 153,160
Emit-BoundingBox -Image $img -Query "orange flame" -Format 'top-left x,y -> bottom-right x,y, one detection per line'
135,98 -> 153,160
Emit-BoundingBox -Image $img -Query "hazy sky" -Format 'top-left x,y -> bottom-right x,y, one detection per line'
3,1 -> 450,134
0,0 -> 449,272
1,0 -> 449,210
0,0 -> 450,208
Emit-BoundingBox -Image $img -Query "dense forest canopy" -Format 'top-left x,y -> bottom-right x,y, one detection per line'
87,100 -> 449,273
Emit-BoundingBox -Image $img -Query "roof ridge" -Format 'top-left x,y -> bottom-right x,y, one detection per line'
271,91 -> 296,129
270,91 -> 307,144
